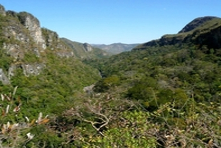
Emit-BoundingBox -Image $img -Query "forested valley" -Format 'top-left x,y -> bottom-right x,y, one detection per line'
0,4 -> 221,147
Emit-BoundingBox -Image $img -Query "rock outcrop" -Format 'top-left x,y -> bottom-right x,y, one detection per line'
0,69 -> 10,85
83,43 -> 93,52
22,63 -> 45,76
0,4 -> 6,16
17,12 -> 46,50
0,4 -> 108,85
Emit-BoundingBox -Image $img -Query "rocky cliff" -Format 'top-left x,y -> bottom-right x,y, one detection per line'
0,4 -> 75,83
0,4 -> 110,84
0,4 -> 6,16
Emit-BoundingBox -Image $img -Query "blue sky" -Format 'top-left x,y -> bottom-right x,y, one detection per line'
1,0 -> 221,44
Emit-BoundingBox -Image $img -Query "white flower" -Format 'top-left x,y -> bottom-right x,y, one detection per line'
25,116 -> 30,122
1,94 -> 4,101
27,132 -> 34,140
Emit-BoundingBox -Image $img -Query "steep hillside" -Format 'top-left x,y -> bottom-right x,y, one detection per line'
0,3 -> 109,146
134,16 -> 221,51
92,43 -> 139,54
0,4 -> 108,86
0,6 -> 77,84
0,4 -> 101,145
61,38 -> 111,59
0,4 -> 104,85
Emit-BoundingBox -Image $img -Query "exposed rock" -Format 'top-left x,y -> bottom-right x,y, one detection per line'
0,4 -> 77,84
0,4 -> 6,16
0,69 -> 10,85
42,28 -> 59,47
7,63 -> 45,78
83,84 -> 95,95
17,12 -> 46,49
3,43 -> 24,60
22,63 -> 45,76
83,43 -> 93,52
6,10 -> 17,17
3,20 -> 30,44
33,48 -> 40,57
56,51 -> 74,58
8,65 -> 16,79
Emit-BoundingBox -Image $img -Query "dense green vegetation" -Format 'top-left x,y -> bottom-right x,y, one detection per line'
0,49 -> 102,147
2,41 -> 221,147
0,8 -> 221,147
82,44 -> 221,147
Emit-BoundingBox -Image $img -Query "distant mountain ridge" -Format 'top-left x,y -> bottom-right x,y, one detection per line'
61,38 -> 111,59
134,16 -> 221,50
92,43 -> 139,54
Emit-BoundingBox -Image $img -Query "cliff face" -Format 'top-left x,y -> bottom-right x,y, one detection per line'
0,68 -> 10,85
0,4 -> 109,84
0,4 -> 74,83
17,12 -> 46,48
0,4 -> 6,16
134,16 -> 221,51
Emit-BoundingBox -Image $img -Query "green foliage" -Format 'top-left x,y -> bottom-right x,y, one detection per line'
94,75 -> 120,92
9,52 -> 100,118
85,111 -> 156,148
127,77 -> 157,103
22,52 -> 40,63
81,42 -> 221,147
28,125 -> 63,148
0,48 -> 13,71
